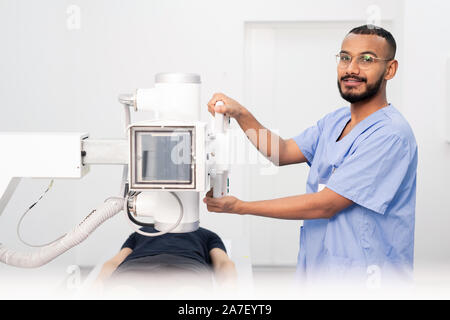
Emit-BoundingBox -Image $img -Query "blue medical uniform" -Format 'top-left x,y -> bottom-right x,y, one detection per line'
293,104 -> 417,284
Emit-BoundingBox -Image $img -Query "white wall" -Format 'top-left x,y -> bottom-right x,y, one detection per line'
401,0 -> 450,267
0,0 -> 447,275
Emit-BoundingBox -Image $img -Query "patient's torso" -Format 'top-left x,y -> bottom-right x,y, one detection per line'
118,227 -> 226,268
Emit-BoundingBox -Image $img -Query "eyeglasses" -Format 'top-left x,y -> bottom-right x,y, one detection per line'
336,53 -> 393,69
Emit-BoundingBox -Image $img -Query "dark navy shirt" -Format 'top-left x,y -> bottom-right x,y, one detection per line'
120,227 -> 227,267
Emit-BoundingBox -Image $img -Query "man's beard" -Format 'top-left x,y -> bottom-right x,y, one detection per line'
338,74 -> 384,104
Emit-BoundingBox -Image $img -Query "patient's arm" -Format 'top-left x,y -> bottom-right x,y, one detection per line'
210,248 -> 237,288
94,247 -> 133,285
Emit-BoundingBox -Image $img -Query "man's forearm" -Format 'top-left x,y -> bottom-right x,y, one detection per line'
214,261 -> 238,287
95,261 -> 119,284
236,193 -> 335,220
204,187 -> 353,219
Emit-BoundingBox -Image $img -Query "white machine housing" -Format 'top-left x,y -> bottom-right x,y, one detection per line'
0,132 -> 89,216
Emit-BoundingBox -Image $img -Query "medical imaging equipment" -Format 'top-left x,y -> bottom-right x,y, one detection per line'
0,73 -> 232,267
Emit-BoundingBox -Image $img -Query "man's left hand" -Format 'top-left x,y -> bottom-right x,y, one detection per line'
203,189 -> 242,214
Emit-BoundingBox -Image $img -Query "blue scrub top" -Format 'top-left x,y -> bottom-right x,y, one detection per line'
293,104 -> 417,284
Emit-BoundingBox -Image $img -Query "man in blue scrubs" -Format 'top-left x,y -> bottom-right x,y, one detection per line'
204,25 -> 417,285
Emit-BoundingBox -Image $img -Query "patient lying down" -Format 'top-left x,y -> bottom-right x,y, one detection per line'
93,226 -> 237,295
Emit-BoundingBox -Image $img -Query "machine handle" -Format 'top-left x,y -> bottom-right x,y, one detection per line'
212,101 -> 230,198
212,172 -> 229,198
214,101 -> 230,134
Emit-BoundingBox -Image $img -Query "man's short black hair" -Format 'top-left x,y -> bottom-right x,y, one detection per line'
348,24 -> 397,59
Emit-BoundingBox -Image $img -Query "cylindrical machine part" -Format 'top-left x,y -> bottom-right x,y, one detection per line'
155,73 -> 201,84
135,73 -> 201,121
154,192 -> 199,232
131,188 -> 199,233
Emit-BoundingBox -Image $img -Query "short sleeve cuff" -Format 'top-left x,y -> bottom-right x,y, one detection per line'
326,182 -> 387,215
292,135 -> 313,166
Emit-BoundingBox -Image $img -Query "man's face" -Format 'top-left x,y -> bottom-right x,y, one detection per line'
337,33 -> 392,104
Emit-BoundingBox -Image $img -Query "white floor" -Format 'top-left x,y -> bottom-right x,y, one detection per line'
1,262 -> 449,300
251,263 -> 450,300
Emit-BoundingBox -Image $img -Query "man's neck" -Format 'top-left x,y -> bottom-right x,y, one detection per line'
349,93 -> 389,125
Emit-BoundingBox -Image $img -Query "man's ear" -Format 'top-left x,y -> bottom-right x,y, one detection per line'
385,59 -> 398,80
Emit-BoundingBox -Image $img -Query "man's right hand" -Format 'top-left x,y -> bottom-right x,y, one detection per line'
207,93 -> 246,120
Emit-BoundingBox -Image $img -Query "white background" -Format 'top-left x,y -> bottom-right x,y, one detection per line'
0,0 -> 449,297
